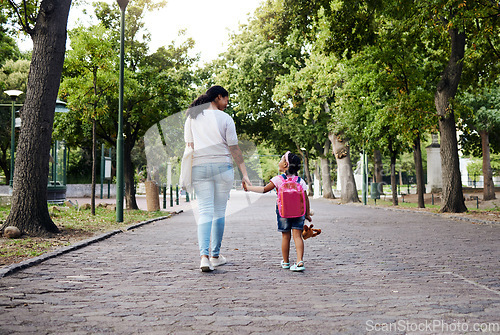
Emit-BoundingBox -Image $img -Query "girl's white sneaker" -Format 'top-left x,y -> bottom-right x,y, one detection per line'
210,255 -> 227,267
200,257 -> 214,272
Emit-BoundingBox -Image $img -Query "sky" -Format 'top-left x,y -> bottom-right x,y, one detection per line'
143,0 -> 263,64
17,0 -> 263,65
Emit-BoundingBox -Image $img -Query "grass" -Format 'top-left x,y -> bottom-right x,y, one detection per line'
48,205 -> 167,233
363,198 -> 441,210
0,204 -> 170,267
1,239 -> 63,258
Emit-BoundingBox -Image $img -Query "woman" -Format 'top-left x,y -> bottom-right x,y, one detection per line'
184,85 -> 252,272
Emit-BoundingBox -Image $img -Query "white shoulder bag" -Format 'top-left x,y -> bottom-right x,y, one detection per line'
179,118 -> 193,193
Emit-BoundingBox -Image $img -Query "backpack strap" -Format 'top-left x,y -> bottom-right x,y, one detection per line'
284,175 -> 302,184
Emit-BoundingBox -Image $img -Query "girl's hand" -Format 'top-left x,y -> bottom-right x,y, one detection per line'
305,214 -> 312,222
242,181 -> 248,191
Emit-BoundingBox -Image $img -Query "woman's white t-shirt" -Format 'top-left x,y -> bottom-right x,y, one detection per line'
184,109 -> 238,166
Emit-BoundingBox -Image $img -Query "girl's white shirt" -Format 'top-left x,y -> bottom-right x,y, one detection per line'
184,109 -> 238,166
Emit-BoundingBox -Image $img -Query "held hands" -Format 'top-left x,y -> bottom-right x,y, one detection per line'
242,177 -> 251,191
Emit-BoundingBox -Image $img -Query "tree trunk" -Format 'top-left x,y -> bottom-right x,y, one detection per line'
298,146 -> 313,196
320,156 -> 334,198
435,27 -> 467,213
439,114 -> 466,212
321,137 -> 334,199
124,138 -> 139,210
373,149 -> 383,184
91,119 -> 96,215
0,155 -> 9,186
390,153 -> 398,206
480,130 -> 496,201
413,135 -> 425,208
329,133 -> 359,203
3,0 -> 71,235
314,159 -> 320,197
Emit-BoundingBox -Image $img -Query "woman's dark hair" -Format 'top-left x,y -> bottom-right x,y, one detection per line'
287,152 -> 302,176
187,85 -> 229,119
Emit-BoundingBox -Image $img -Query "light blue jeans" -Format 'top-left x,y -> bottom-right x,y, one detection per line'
192,163 -> 234,257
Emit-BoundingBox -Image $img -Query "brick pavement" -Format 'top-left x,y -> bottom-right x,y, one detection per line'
1,191 -> 499,334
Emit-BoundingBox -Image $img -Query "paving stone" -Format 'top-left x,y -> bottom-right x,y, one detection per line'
0,193 -> 499,333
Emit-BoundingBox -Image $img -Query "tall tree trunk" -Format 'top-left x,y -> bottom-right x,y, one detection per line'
480,130 -> 496,201
320,156 -> 334,198
329,133 -> 359,203
91,119 -> 96,215
435,27 -> 467,213
373,149 -> 383,184
314,159 -> 320,197
413,135 -> 425,208
3,0 -> 71,235
321,137 -> 334,199
390,152 -> 398,206
297,145 -> 313,196
124,139 -> 139,210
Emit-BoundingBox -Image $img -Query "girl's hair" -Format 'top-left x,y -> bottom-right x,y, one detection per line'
187,85 -> 229,119
286,152 -> 302,176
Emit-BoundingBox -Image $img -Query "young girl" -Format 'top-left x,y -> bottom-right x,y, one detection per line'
243,151 -> 312,271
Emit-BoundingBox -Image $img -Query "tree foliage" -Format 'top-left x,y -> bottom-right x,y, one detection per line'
56,0 -> 196,209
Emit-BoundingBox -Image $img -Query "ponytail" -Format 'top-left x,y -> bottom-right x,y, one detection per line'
187,85 -> 229,119
287,153 -> 302,176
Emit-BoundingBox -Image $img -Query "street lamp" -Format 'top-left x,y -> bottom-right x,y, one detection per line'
116,0 -> 128,222
4,89 -> 23,188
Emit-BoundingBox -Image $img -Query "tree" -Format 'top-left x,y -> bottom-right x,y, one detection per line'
331,51 -> 407,206
459,85 -> 500,201
59,24 -> 116,215
56,0 -> 194,210
0,59 -> 29,184
213,1 -> 306,188
369,3 -> 441,208
2,0 -> 72,235
424,0 -> 500,212
434,23 -> 467,213
216,1 -> 301,148
273,51 -> 338,199
329,132 -> 360,203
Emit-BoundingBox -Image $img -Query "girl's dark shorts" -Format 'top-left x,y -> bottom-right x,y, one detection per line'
276,206 -> 305,232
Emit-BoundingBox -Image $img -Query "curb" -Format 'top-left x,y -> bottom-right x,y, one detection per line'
0,212 -> 182,279
344,202 -> 500,226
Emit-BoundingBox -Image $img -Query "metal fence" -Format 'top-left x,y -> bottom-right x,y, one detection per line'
370,173 -> 499,195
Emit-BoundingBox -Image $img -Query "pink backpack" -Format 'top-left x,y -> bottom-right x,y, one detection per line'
277,174 -> 306,218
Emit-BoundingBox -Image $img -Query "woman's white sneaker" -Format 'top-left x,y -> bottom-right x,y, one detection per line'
200,257 -> 214,272
210,255 -> 227,267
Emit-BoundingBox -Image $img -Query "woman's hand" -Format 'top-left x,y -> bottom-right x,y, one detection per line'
242,176 -> 252,189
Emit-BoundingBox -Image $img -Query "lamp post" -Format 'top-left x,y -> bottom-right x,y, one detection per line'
362,150 -> 367,205
116,0 -> 128,222
4,90 -> 23,188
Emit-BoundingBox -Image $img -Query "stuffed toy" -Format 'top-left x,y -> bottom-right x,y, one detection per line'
302,224 -> 321,240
